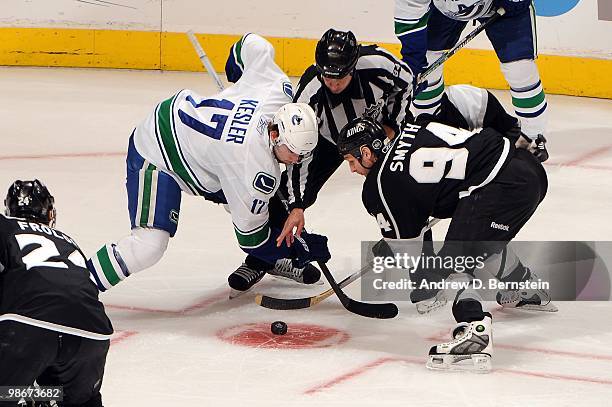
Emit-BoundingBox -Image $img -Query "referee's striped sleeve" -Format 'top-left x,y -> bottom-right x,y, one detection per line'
289,66 -> 321,209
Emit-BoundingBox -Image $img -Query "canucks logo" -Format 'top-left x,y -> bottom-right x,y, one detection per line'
253,172 -> 277,194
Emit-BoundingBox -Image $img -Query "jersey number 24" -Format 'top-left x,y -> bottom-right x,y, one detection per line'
15,234 -> 86,271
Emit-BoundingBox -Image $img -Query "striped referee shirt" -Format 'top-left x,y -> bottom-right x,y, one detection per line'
288,44 -> 414,210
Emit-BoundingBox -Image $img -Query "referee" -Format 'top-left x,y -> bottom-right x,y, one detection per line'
276,28 -> 415,246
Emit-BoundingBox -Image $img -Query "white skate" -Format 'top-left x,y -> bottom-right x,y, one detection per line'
496,269 -> 558,312
427,315 -> 493,373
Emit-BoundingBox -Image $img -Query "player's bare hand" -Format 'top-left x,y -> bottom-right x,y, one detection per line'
276,208 -> 305,247
382,124 -> 396,141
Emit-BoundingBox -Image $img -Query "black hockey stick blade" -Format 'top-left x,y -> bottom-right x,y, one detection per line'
318,261 -> 398,319
255,265 -> 363,310
256,293 -> 312,310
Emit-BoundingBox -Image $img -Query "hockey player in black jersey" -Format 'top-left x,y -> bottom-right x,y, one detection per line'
337,117 -> 552,371
0,180 -> 112,406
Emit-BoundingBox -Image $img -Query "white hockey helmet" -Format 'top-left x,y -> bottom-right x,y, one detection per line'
432,0 -> 494,21
271,103 -> 318,162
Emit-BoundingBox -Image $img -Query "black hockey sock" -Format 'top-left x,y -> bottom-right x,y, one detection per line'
452,299 -> 490,323
499,261 -> 531,283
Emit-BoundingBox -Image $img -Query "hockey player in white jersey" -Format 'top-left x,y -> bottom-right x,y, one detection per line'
395,0 -> 549,161
87,33 -> 330,294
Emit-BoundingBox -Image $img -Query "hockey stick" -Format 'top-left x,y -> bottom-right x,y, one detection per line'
187,30 -> 226,91
255,241 -> 382,310
418,7 -> 506,84
317,260 -> 399,319
256,219 -> 440,312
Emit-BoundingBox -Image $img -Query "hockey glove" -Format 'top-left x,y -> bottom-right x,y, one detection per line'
291,232 -> 331,268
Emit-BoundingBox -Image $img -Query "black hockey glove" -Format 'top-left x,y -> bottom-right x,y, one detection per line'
291,232 -> 331,268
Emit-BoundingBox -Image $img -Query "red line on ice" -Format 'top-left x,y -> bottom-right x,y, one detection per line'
425,332 -> 612,362
303,356 -> 612,395
0,151 -> 124,160
110,330 -> 138,345
563,145 -> 612,166
105,289 -> 229,315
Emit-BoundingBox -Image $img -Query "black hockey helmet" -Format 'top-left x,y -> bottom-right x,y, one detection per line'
315,29 -> 359,78
338,117 -> 387,160
5,179 -> 56,227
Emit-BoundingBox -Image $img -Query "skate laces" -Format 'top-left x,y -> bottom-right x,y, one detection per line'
235,264 -> 265,283
451,322 -> 471,340
272,259 -> 303,279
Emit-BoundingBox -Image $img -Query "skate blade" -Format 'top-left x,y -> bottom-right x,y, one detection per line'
416,294 -> 448,314
517,302 -> 558,312
229,288 -> 251,299
426,353 -> 492,373
269,274 -> 325,285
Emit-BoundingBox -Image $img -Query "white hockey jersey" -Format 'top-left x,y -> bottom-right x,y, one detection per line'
133,33 -> 294,251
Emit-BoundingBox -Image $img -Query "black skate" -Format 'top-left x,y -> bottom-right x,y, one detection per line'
532,134 -> 549,162
228,263 -> 266,299
427,315 -> 493,373
268,258 -> 322,285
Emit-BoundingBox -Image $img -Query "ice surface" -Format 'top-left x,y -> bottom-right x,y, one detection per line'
1,66 -> 611,406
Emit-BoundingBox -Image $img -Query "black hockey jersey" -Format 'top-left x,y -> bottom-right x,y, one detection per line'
0,214 -> 113,338
362,122 -> 514,239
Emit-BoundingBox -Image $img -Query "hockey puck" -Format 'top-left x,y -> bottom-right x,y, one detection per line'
271,321 -> 288,335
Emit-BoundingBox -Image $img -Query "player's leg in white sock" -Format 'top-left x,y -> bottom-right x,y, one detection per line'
501,59 -> 548,139
87,135 -> 181,291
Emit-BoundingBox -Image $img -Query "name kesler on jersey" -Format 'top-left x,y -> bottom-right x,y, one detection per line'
227,99 -> 259,144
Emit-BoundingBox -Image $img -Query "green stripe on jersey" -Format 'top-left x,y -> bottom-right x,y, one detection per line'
235,222 -> 270,249
512,90 -> 546,109
157,95 -> 203,195
139,163 -> 156,227
394,13 -> 430,36
96,246 -> 121,286
235,37 -> 245,68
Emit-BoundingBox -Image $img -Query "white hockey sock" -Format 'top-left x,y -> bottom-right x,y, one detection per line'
88,228 -> 169,291
412,51 -> 445,117
501,59 -> 548,138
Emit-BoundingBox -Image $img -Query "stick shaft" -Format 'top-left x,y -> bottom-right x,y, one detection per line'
187,30 -> 225,91
418,7 -> 506,84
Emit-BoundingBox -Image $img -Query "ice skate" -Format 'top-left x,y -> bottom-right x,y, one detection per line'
267,258 -> 322,285
411,288 -> 447,314
427,314 -> 493,373
228,263 -> 266,299
496,269 -> 558,312
409,269 -> 448,314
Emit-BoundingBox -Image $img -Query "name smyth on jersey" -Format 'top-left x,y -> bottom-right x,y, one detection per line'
227,99 -> 259,144
17,221 -> 76,245
390,124 -> 420,172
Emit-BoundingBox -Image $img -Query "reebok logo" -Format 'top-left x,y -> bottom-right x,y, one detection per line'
490,222 -> 509,231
